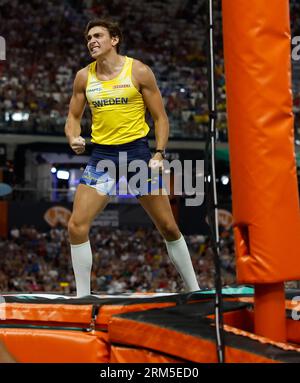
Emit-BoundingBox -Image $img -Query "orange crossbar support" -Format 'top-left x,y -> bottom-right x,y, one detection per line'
254,283 -> 286,342
222,0 -> 300,342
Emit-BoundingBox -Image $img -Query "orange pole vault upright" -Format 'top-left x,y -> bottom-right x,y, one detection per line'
222,0 -> 300,342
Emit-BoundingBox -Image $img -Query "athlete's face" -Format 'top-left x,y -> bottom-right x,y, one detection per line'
87,26 -> 119,58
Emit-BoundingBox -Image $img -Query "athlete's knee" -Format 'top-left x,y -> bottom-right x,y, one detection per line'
68,217 -> 89,241
159,220 -> 180,241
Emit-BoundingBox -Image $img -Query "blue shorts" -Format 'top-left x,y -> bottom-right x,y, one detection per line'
79,137 -> 165,197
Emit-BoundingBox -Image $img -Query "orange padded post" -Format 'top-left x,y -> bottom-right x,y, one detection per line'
222,0 -> 300,342
254,283 -> 286,342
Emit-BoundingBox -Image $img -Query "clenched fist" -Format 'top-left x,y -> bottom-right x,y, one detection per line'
69,136 -> 86,154
149,152 -> 164,170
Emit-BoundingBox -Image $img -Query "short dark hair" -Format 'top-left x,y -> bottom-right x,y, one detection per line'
84,19 -> 122,53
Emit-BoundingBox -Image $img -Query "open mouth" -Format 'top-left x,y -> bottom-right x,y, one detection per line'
90,46 -> 100,53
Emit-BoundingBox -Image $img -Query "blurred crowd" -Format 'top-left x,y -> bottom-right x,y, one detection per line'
0,0 -> 226,139
0,224 -> 236,294
1,0 -> 300,139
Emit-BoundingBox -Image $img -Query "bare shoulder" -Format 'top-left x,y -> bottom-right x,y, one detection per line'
74,66 -> 89,91
132,59 -> 149,75
132,59 -> 156,86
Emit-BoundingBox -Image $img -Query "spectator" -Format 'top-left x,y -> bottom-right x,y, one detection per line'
0,224 -> 237,294
0,0 -> 227,138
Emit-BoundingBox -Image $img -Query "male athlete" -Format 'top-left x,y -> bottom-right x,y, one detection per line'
65,19 -> 199,296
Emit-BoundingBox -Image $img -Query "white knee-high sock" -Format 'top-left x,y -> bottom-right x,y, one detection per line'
70,240 -> 93,297
165,234 -> 200,292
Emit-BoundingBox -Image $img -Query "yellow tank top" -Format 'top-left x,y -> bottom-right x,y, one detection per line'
85,56 -> 150,145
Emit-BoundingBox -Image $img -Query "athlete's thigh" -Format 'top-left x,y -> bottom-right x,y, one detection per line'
138,193 -> 176,226
71,184 -> 110,225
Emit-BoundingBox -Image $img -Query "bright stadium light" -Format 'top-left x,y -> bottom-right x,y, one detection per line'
57,170 -> 70,180
11,112 -> 29,121
221,175 -> 229,185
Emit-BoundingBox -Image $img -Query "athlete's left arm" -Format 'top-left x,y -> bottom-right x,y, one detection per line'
133,61 -> 169,159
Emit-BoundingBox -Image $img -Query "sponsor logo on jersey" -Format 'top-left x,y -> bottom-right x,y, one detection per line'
87,87 -> 102,93
113,84 -> 131,89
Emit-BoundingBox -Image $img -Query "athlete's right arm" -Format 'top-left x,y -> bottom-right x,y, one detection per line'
65,68 -> 88,154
